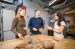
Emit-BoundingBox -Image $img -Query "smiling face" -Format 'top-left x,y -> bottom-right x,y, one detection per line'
54,13 -> 59,21
54,15 -> 59,21
35,10 -> 41,18
20,10 -> 26,16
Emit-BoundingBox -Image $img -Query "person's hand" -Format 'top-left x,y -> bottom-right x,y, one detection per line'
33,28 -> 37,31
46,25 -> 53,30
46,25 -> 50,30
39,28 -> 43,32
23,27 -> 27,31
17,33 -> 23,38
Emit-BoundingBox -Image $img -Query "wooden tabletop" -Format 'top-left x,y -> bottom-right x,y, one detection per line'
0,36 -> 75,49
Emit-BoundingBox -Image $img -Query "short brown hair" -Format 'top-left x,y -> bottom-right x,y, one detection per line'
34,9 -> 40,13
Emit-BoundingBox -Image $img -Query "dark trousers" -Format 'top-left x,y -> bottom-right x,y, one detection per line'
31,33 -> 41,36
48,30 -> 53,36
30,31 -> 41,36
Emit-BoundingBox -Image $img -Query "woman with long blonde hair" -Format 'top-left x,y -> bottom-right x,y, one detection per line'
11,6 -> 27,38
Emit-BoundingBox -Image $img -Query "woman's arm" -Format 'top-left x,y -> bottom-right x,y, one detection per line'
46,25 -> 65,34
53,25 -> 65,34
11,18 -> 24,38
11,18 -> 19,34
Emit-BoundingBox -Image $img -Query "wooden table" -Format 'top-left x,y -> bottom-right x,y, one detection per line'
0,36 -> 75,49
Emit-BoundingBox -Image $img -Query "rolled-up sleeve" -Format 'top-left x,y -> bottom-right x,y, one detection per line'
61,21 -> 66,26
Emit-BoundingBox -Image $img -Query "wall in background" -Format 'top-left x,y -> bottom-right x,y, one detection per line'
0,0 -> 71,41
23,0 -> 51,35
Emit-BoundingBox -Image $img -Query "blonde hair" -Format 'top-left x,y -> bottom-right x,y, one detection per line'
16,6 -> 26,21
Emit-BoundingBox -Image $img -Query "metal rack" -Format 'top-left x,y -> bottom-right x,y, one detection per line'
0,2 -> 16,41
0,0 -> 15,41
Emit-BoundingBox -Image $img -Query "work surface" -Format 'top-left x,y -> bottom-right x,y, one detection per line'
0,35 -> 75,49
